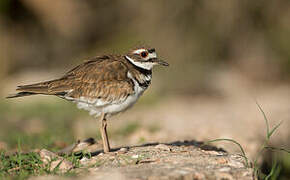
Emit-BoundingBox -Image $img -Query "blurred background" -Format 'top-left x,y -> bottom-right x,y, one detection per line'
0,0 -> 289,178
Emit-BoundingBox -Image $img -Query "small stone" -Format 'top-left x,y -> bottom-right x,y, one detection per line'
72,138 -> 99,153
175,169 -> 189,175
242,170 -> 252,177
215,172 -> 233,180
155,144 -> 171,151
193,172 -> 206,179
219,167 -> 231,172
72,141 -> 91,152
39,149 -> 58,163
118,147 -> 128,153
217,157 -> 228,164
39,149 -> 73,172
228,157 -> 245,168
203,150 -> 224,156
79,156 -> 100,167
50,159 -> 73,173
80,157 -> 90,165
131,154 -> 139,159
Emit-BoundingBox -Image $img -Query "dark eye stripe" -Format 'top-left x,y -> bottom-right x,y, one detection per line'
148,48 -> 155,53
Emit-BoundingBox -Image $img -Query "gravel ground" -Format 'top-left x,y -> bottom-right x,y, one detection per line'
31,140 -> 254,180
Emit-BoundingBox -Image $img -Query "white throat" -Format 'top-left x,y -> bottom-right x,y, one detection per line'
125,56 -> 154,70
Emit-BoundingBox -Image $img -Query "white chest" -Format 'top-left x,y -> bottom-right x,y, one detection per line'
101,72 -> 146,115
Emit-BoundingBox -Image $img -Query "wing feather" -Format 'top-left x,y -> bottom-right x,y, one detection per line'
57,56 -> 134,106
8,55 -> 134,102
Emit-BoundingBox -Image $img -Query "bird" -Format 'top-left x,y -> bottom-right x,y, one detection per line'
7,47 -> 169,153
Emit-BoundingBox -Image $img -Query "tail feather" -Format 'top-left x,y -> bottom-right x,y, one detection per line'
7,81 -> 51,99
16,81 -> 50,91
7,78 -> 71,99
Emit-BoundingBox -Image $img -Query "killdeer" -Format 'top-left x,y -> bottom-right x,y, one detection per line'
7,47 -> 169,153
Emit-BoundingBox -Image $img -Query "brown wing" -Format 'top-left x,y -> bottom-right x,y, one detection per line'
8,55 -> 134,104
67,80 -> 134,105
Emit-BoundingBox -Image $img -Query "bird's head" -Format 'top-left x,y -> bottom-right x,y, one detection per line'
125,47 -> 169,70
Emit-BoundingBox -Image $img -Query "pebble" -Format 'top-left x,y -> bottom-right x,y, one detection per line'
118,147 -> 128,153
219,167 -> 231,172
131,154 -> 139,159
203,150 -> 225,156
155,144 -> 171,151
193,172 -> 206,179
39,149 -> 73,172
228,157 -> 245,168
215,172 -> 234,180
217,157 -> 228,164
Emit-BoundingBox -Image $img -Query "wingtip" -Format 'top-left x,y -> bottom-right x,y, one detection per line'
6,94 -> 17,98
6,92 -> 36,98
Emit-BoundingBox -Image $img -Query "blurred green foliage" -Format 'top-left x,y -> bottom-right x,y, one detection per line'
0,149 -> 81,179
261,152 -> 290,180
0,98 -> 159,151
0,151 -> 44,179
0,100 -> 85,150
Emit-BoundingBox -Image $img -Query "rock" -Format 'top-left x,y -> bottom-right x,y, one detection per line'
155,144 -> 171,151
72,138 -> 97,152
131,154 -> 139,159
74,142 -> 254,180
39,149 -> 73,173
215,172 -> 234,180
39,149 -> 58,162
193,172 -> 206,180
30,142 -> 254,179
57,138 -> 102,155
118,147 -> 129,154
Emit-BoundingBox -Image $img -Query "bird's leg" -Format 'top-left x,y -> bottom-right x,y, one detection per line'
99,112 -> 110,153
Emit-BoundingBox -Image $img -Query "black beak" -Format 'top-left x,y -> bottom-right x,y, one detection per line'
150,58 -> 169,66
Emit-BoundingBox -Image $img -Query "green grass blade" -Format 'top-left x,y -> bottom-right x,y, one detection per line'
52,158 -> 64,174
265,158 -> 278,180
272,162 -> 282,180
17,138 -> 22,170
268,121 -> 283,139
256,102 -> 270,139
206,138 -> 249,167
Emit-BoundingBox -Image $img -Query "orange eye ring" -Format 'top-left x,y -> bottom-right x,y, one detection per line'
140,51 -> 148,58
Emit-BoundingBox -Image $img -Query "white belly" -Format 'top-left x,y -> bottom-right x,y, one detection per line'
76,90 -> 145,118
75,74 -> 146,118
102,91 -> 142,115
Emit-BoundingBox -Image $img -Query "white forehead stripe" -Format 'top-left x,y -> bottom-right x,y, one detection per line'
133,49 -> 157,61
133,49 -> 146,54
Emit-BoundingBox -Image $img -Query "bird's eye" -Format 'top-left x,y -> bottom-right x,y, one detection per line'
140,51 -> 148,58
